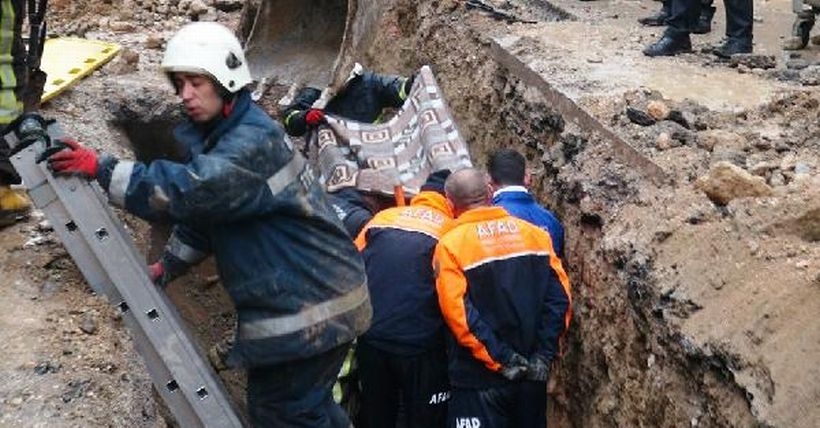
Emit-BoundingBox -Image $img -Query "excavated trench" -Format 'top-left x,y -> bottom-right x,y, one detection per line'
356,1 -> 759,426
95,1 -> 763,426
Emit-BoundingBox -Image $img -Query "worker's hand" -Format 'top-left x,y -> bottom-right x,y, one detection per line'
499,352 -> 529,381
526,355 -> 550,382
305,109 -> 326,126
46,138 -> 99,178
148,262 -> 165,286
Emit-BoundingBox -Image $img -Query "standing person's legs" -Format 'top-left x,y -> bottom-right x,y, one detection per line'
638,0 -> 671,26
448,385 -> 514,428
714,0 -> 754,56
725,0 -> 754,41
644,0 -> 701,56
667,0 -> 702,35
247,344 -> 351,428
398,347 -> 449,428
513,381 -> 548,428
356,341 -> 400,428
693,0 -> 717,33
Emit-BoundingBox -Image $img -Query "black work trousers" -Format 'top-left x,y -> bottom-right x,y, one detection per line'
356,341 -> 449,428
448,381 -> 547,428
666,0 -> 753,40
247,344 -> 351,428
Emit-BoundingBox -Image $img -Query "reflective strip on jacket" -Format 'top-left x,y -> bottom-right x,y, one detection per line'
434,206 -> 571,388
96,89 -> 372,367
354,191 -> 454,355
0,0 -> 24,125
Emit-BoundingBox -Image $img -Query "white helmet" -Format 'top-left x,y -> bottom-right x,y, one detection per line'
161,22 -> 252,93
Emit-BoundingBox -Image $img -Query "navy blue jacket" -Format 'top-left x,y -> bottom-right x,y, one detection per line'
327,188 -> 375,237
493,188 -> 565,258
354,192 -> 453,355
96,90 -> 371,368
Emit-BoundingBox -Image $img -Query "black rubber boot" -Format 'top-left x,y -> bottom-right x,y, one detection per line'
692,6 -> 716,34
643,33 -> 693,57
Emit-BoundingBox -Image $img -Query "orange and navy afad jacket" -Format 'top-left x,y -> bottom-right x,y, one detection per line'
434,206 -> 571,388
354,191 -> 454,355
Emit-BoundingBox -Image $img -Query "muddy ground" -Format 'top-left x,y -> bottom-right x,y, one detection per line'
1,0 -> 819,427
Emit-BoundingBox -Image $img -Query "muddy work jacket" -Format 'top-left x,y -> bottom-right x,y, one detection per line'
0,0 -> 25,184
354,191 -> 453,355
95,90 -> 372,368
283,70 -> 412,137
434,206 -> 571,388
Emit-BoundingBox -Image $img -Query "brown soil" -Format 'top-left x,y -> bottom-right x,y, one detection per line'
2,0 -> 819,427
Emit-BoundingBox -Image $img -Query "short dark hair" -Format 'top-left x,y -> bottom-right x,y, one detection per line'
487,149 -> 525,186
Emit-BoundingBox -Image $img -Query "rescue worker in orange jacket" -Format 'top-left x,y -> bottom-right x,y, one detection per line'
353,170 -> 454,428
434,168 -> 571,428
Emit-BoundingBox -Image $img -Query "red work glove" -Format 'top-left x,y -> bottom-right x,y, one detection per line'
305,109 -> 326,126
148,262 -> 164,283
47,138 -> 99,178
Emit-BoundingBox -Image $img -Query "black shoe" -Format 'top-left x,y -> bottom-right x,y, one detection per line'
638,8 -> 669,26
692,6 -> 715,34
643,34 -> 693,57
713,38 -> 752,58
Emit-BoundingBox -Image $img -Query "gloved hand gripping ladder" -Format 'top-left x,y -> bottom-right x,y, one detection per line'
3,114 -> 245,428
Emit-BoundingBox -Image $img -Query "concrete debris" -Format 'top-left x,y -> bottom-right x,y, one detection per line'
646,100 -> 670,121
656,132 -> 672,150
145,35 -> 164,50
34,361 -> 61,375
653,120 -> 695,148
671,110 -> 697,130
750,161 -> 777,177
79,313 -> 98,335
697,129 -> 746,152
729,54 -> 776,70
785,59 -> 810,70
768,170 -> 785,187
107,48 -> 140,75
793,208 -> 820,242
695,161 -> 774,205
799,66 -> 820,86
109,21 -> 136,32
626,106 -> 656,126
794,162 -> 811,176
41,280 -> 62,296
61,379 -> 91,403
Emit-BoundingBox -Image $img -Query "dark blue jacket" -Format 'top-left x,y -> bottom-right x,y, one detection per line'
493,188 -> 565,258
96,90 -> 371,368
354,192 -> 453,355
327,188 -> 375,237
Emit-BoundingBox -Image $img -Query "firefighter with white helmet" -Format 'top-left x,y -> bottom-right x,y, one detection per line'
43,22 -> 372,427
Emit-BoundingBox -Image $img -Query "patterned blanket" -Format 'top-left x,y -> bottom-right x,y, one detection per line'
314,65 -> 473,196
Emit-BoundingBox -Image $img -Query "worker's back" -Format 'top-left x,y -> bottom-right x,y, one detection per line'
435,206 -> 571,388
355,191 -> 453,355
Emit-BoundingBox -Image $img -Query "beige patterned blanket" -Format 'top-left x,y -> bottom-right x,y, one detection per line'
314,65 -> 473,196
